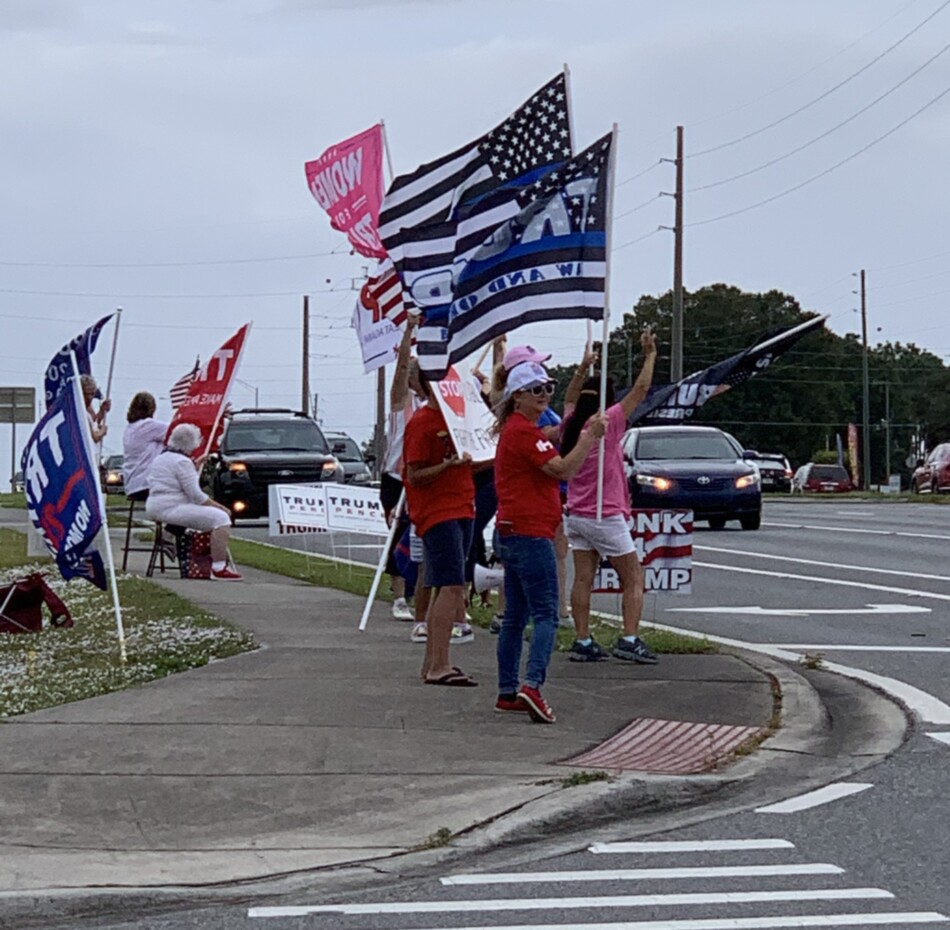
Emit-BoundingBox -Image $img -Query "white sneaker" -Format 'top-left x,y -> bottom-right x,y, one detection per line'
452,622 -> 474,644
392,597 -> 413,621
410,622 -> 428,643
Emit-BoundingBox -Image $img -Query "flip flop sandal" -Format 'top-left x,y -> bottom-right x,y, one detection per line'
425,671 -> 478,687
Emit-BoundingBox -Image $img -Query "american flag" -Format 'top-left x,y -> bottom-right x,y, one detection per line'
628,316 -> 827,426
378,74 -> 573,316
415,133 -> 613,379
169,357 -> 200,410
359,258 -> 408,327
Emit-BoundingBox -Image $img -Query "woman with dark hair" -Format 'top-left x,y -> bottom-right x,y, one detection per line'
493,361 -> 606,723
561,330 -> 658,663
122,392 -> 168,502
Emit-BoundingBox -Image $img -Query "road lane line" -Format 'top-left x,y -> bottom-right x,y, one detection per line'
755,782 -> 873,814
589,839 -> 794,854
927,732 -> 950,746
692,560 -> 950,603
777,646 -> 950,653
247,888 -> 894,917
440,863 -> 844,885
764,521 -> 950,542
695,545 -> 950,584
596,612 -> 950,725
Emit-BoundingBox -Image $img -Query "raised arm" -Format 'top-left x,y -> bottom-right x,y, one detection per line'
389,315 -> 418,409
564,345 -> 598,406
620,330 -> 658,418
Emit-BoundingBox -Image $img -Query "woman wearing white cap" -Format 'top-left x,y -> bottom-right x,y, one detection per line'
492,360 -> 606,723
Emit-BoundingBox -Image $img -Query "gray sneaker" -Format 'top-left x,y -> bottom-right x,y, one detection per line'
613,636 -> 659,664
568,638 -> 609,662
489,615 -> 503,635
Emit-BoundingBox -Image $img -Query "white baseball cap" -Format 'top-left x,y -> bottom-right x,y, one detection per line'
503,361 -> 552,400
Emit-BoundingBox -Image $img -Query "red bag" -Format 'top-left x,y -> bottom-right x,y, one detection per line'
0,573 -> 73,634
177,530 -> 212,580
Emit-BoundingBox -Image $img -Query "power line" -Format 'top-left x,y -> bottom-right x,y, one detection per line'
687,82 -> 950,228
689,39 -> 950,193
0,250 -> 348,270
689,0 -> 950,158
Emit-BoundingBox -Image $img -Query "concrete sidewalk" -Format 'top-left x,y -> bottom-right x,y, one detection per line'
0,514 -> 862,899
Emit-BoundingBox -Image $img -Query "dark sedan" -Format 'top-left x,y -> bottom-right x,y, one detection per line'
622,426 -> 762,530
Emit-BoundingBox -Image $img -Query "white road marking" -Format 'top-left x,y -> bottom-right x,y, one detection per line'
589,839 -> 794,854
765,520 -> 950,542
777,645 -> 950,653
599,612 -> 950,725
691,560 -> 950,603
440,863 -> 844,885
695,544 -> 950,584
927,732 -> 950,747
247,888 -> 893,917
837,511 -> 874,515
249,913 -> 947,927
667,604 -> 928,617
755,782 -> 873,814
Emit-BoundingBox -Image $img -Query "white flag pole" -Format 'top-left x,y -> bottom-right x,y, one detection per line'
71,351 -> 126,663
358,488 -> 405,631
596,124 -> 619,522
380,119 -> 396,186
103,307 -> 122,415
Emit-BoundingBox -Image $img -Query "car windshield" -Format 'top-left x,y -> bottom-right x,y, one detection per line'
635,432 -> 739,461
811,465 -> 848,480
329,437 -> 362,462
106,455 -> 124,468
223,420 -> 329,454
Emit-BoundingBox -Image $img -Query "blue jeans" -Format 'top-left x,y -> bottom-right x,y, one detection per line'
496,534 -> 559,693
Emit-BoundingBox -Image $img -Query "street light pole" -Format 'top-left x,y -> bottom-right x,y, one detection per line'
860,269 -> 871,490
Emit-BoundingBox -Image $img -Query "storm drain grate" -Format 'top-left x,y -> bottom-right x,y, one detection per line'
560,717 -> 765,774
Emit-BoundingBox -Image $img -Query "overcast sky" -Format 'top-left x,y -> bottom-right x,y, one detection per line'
2,0 -> 949,477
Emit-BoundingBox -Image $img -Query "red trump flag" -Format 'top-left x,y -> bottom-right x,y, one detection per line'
167,324 -> 251,458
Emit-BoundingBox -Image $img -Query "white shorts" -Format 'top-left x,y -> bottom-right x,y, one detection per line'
565,513 -> 636,558
146,502 -> 231,532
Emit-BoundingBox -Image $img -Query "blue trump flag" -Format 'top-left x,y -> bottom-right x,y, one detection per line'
44,313 -> 114,408
414,133 -> 612,379
22,375 -> 107,589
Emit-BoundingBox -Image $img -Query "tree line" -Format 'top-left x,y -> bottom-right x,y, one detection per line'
547,284 -> 950,483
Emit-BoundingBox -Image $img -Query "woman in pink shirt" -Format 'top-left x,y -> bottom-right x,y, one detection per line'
560,331 -> 657,663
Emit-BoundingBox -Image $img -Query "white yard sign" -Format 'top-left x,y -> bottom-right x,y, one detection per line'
592,509 -> 694,594
432,365 -> 497,463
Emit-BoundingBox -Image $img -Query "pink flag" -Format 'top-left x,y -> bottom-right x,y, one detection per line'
305,124 -> 386,259
167,324 -> 251,458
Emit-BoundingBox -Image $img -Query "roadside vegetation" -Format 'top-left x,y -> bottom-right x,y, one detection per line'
0,527 -> 256,718
230,537 -> 717,656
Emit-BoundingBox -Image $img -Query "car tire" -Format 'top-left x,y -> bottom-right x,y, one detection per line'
740,512 -> 761,531
708,517 -> 726,530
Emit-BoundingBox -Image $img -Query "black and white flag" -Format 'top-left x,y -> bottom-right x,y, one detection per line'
628,316 -> 827,426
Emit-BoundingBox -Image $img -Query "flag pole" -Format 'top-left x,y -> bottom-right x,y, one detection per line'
72,351 -> 126,663
103,307 -> 122,417
380,119 -> 395,184
748,314 -> 828,354
358,488 -> 405,631
595,124 -> 619,521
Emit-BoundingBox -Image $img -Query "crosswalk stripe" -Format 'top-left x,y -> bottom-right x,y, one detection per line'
589,839 -> 795,854
755,783 -> 873,814
440,863 -> 845,885
247,887 -> 893,917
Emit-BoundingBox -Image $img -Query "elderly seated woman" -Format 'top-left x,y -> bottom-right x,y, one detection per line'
145,423 -> 242,581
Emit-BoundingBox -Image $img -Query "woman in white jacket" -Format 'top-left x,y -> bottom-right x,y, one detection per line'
146,423 -> 241,581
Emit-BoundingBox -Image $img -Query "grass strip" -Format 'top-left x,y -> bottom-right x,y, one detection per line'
0,528 -> 256,718
230,536 -> 715,656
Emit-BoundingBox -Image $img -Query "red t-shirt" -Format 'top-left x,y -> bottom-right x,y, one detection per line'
495,411 -> 561,539
402,404 -> 475,537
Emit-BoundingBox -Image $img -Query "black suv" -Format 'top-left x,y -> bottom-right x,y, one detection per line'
205,409 -> 344,519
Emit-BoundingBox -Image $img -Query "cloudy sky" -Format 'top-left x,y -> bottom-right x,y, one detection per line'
2,0 -> 949,477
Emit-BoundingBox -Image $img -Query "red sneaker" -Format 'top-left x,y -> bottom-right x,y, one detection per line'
517,685 -> 556,723
494,694 -> 529,714
211,565 -> 243,581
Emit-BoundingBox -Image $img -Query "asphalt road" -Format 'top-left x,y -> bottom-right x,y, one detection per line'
136,498 -> 943,930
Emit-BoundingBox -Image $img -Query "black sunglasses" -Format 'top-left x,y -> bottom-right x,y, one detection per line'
528,382 -> 555,397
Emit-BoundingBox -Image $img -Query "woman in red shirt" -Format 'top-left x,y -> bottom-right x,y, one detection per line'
493,361 -> 606,723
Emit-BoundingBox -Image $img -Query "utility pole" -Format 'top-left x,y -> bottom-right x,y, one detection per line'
859,269 -> 871,490
884,381 -> 891,481
302,295 -> 310,416
671,125 -> 684,382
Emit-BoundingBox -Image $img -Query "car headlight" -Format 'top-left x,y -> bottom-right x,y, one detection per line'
106,472 -> 121,484
736,473 -> 760,489
637,474 -> 672,491
322,461 -> 339,474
